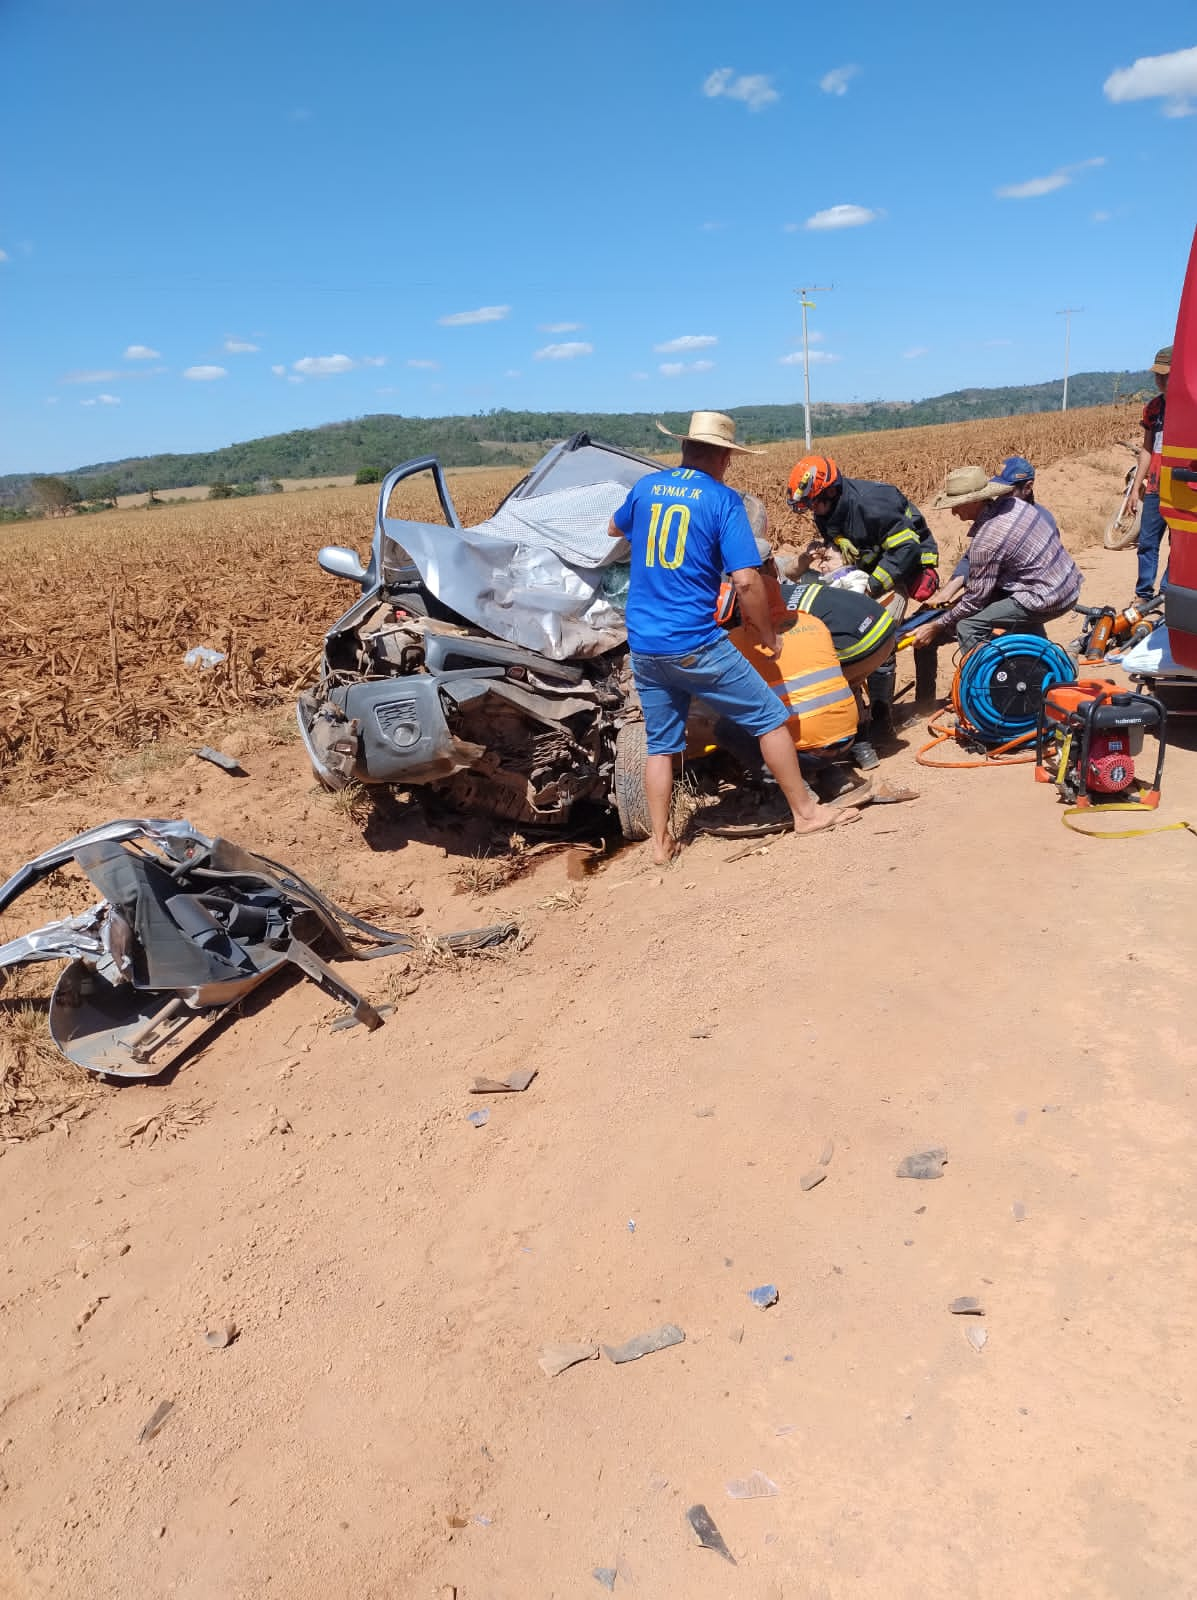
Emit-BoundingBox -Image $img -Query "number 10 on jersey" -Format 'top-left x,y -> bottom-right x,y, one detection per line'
644,503 -> 690,569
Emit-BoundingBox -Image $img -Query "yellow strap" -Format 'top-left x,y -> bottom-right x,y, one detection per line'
1062,805 -> 1197,840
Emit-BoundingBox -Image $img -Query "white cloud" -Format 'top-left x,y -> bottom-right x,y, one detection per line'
996,156 -> 1104,199
438,304 -> 511,326
534,341 -> 594,360
779,350 -> 841,366
538,321 -> 582,333
903,346 -> 929,359
1103,45 -> 1197,118
630,371 -> 650,381
81,393 -> 121,406
63,369 -> 120,384
223,336 -> 260,353
406,358 -> 440,370
819,64 -> 858,96
505,369 -> 522,378
376,385 -> 398,395
700,221 -> 726,232
271,364 -> 287,377
124,344 -> 160,360
45,395 -> 59,405
702,67 -> 779,112
0,249 -> 8,263
1092,210 -> 1112,223
654,334 -> 718,353
293,354 -> 356,375
287,375 -> 304,385
361,355 -> 386,367
804,204 -> 880,230
183,365 -> 227,381
659,359 -> 716,376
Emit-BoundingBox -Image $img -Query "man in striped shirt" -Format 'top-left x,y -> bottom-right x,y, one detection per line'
909,466 -> 1081,656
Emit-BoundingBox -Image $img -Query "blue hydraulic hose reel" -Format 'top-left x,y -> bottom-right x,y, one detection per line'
954,635 -> 1076,745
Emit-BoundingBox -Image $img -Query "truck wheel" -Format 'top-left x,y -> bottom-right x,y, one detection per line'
614,721 -> 654,840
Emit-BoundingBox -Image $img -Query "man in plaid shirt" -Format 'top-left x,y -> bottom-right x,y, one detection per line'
910,465 -> 1081,655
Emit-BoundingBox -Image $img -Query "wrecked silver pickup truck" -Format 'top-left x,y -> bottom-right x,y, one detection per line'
297,433 -> 658,837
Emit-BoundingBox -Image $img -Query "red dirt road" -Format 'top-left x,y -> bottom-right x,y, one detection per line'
1,457 -> 1194,1598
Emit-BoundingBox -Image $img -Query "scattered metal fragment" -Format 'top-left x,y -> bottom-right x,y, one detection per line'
800,1169 -> 826,1192
1012,1201 -> 1027,1221
627,1219 -> 636,1234
748,1285 -> 779,1309
138,1400 -> 174,1443
948,1297 -> 984,1316
602,1324 -> 685,1364
819,1138 -> 835,1166
204,1319 -> 238,1349
689,1028 -> 712,1039
965,1325 -> 988,1353
897,1148 -> 948,1179
467,1108 -> 490,1129
592,1569 -> 617,1591
538,1342 -> 599,1378
192,746 -> 245,775
726,1472 -> 778,1500
686,1504 -> 735,1564
330,1004 -> 395,1033
470,1067 -> 537,1093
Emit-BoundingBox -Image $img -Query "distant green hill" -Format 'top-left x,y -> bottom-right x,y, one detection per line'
0,369 -> 1152,506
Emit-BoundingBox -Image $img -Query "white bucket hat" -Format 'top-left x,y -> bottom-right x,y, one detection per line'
933,465 -> 1011,510
655,410 -> 764,455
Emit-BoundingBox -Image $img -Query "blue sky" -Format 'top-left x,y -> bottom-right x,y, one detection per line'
1,1 -> 1195,474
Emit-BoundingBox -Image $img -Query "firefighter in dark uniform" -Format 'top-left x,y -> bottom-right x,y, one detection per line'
786,455 -> 939,732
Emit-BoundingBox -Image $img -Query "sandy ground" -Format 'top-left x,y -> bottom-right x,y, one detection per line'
2,449 -> 1195,1599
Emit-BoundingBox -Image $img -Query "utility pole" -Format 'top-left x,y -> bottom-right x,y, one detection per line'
1056,307 -> 1082,412
794,285 -> 833,449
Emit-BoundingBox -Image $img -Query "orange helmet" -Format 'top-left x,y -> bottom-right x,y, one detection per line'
786,455 -> 841,510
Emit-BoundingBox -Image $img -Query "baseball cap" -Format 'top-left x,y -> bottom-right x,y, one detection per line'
1152,345 -> 1172,375
991,455 -> 1035,487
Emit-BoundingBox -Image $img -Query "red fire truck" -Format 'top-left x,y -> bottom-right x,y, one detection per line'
1162,224 -> 1197,666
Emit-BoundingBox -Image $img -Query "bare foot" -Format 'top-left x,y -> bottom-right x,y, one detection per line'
651,832 -> 680,865
791,807 -> 861,836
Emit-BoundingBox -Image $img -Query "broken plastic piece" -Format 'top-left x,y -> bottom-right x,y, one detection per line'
538,1342 -> 599,1378
331,1004 -> 395,1033
470,1067 -> 537,1093
726,1472 -> 778,1500
965,1325 -> 988,1353
192,746 -> 244,774
602,1323 -> 685,1364
800,1169 -> 826,1192
183,646 -> 226,669
948,1297 -> 984,1316
204,1319 -> 237,1348
467,1108 -> 490,1128
897,1148 -> 948,1179
686,1504 -> 735,1564
138,1400 -> 174,1442
748,1285 -> 779,1309
592,1569 -> 617,1591
819,1138 -> 835,1166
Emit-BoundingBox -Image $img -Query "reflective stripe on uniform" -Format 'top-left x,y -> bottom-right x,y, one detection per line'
777,665 -> 842,697
774,682 -> 857,715
882,528 -> 920,550
795,586 -> 821,614
920,549 -> 939,566
838,612 -> 896,662
870,565 -> 895,591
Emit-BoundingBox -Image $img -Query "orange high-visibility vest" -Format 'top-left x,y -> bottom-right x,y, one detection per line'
728,611 -> 858,751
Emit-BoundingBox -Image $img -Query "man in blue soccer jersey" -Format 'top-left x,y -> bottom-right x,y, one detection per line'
608,411 -> 856,863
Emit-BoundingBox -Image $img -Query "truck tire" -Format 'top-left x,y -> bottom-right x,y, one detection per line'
614,721 -> 654,840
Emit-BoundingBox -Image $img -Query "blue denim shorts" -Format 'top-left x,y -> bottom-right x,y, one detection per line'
631,634 -> 790,755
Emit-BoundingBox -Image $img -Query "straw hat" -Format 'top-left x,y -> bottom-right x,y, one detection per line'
1152,345 -> 1172,375
933,465 -> 1011,510
655,410 -> 764,454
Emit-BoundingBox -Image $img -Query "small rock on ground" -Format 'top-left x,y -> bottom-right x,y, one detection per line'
897,1148 -> 948,1179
